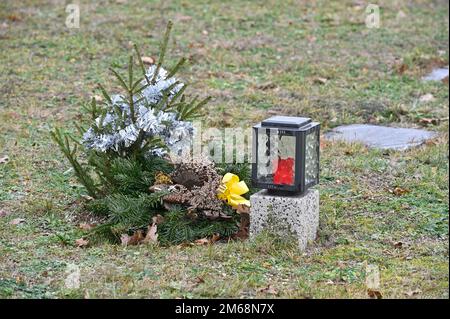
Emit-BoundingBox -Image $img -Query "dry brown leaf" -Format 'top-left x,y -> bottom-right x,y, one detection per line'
0,155 -> 9,164
393,241 -> 403,248
186,276 -> 205,290
193,234 -> 221,246
320,136 -> 330,149
425,138 -> 439,146
390,187 -> 409,196
141,56 -> 155,65
396,10 -> 407,20
93,95 -> 103,102
80,194 -> 94,201
258,285 -> 278,295
307,35 -> 317,43
174,14 -> 192,22
133,230 -> 144,242
222,111 -> 234,127
234,212 -> 250,240
344,149 -> 354,156
367,289 -> 383,299
120,234 -> 131,246
262,262 -> 272,269
419,93 -> 435,102
121,230 -> 145,246
267,107 -> 285,116
79,223 -> 94,231
75,238 -> 89,248
129,230 -> 145,246
10,218 -> 25,225
235,204 -> 250,214
176,242 -> 192,249
405,289 -> 422,297
7,14 -> 21,22
142,223 -> 158,244
211,233 -> 220,243
396,63 -> 408,75
313,77 -> 328,85
0,210 -> 12,218
152,214 -> 165,225
257,82 -> 277,90
394,187 -> 409,196
418,118 -> 439,126
194,238 -> 210,245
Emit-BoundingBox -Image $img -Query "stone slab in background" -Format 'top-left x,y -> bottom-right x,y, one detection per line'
422,66 -> 449,81
324,124 -> 437,150
250,189 -> 319,251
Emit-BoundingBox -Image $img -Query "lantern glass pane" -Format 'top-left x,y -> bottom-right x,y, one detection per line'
305,129 -> 319,185
257,128 -> 296,185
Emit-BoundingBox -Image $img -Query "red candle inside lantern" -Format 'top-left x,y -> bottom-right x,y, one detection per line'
273,157 -> 294,185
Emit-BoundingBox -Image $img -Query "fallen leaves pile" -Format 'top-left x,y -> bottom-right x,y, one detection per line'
75,209 -> 250,248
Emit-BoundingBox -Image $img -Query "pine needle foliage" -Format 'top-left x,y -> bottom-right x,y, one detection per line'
157,206 -> 240,245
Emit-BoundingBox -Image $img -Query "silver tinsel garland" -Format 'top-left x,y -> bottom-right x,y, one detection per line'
82,65 -> 194,157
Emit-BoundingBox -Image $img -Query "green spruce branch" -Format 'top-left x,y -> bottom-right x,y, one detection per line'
50,128 -> 99,198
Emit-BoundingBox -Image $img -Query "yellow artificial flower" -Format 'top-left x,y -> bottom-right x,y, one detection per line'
217,173 -> 251,208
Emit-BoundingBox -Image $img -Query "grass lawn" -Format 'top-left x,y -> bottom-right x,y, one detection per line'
0,0 -> 448,298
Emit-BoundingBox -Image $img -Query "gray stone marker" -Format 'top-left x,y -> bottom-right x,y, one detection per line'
422,66 -> 449,81
324,124 -> 437,150
250,189 -> 319,251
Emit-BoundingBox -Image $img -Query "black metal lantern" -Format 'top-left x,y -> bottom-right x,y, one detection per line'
252,116 -> 320,194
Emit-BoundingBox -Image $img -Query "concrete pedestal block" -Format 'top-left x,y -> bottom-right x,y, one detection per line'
249,189 -> 319,251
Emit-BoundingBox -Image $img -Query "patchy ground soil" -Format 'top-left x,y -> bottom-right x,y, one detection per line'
0,0 -> 448,298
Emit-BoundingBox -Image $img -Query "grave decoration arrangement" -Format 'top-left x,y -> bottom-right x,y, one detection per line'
51,22 -> 253,246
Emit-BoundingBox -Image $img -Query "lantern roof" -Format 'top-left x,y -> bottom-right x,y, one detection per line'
261,116 -> 312,128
